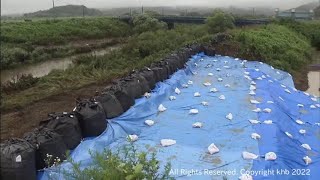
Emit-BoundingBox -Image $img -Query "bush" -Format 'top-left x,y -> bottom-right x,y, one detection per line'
234,24 -> 311,72
1,74 -> 39,94
132,14 -> 166,34
0,47 -> 30,68
206,10 -> 235,34
63,144 -> 173,180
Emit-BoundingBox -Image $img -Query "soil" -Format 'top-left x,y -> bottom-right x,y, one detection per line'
0,42 -> 310,142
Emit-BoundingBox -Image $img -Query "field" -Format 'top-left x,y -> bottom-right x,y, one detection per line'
1,14 -> 320,141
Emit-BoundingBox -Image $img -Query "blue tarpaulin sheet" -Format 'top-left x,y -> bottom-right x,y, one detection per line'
39,54 -> 320,180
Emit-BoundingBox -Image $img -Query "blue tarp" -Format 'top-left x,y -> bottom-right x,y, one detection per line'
39,54 -> 320,180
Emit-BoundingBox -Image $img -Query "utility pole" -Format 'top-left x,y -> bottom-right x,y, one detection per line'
142,6 -> 144,14
82,5 -> 85,18
52,0 -> 55,8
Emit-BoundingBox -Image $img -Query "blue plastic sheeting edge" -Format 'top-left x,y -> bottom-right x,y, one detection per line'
38,54 -> 320,180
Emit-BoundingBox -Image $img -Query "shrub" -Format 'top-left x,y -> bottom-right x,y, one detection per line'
63,144 -> 173,180
1,74 -> 39,94
206,10 -> 235,34
132,14 -> 166,34
0,47 -> 30,68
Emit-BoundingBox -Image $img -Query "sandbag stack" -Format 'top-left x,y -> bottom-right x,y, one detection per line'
23,128 -> 67,170
95,92 -> 124,119
0,138 -> 37,180
74,99 -> 107,137
39,112 -> 82,150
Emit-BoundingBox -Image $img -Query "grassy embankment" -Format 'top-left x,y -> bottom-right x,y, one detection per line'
1,15 -> 319,112
0,17 -> 130,69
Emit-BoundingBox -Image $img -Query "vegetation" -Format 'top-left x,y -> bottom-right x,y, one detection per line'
233,24 -> 311,72
132,14 -> 166,34
205,10 -> 235,33
0,18 -> 130,69
63,144 -> 172,180
24,5 -> 102,18
315,6 -> 320,18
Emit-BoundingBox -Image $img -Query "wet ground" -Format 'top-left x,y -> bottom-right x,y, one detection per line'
306,50 -> 320,97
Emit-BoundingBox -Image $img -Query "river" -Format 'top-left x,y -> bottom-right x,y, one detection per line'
1,45 -> 121,83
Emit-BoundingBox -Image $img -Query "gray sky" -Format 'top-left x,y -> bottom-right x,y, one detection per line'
1,0 -> 316,15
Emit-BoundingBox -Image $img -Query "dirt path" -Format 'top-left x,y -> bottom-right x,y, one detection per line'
0,44 -> 310,142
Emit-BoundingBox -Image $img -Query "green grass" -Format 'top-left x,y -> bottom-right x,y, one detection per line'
0,17 -> 131,69
232,24 -> 312,72
1,24 -> 209,111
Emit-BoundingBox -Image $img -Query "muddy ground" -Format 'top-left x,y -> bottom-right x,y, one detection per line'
0,43 -> 310,142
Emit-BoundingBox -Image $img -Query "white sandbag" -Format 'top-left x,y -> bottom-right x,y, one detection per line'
267,101 -> 274,104
203,82 -> 211,86
201,101 -> 209,106
225,84 -> 231,88
263,108 -> 272,113
188,80 -> 193,85
226,113 -> 233,120
310,105 -> 316,109
194,63 -> 199,67
208,143 -> 219,154
315,123 -> 320,126
216,68 -> 221,71
182,84 -> 189,88
301,144 -> 311,150
242,151 -> 259,160
249,119 -> 260,124
265,152 -> 277,161
268,80 -> 274,83
251,133 -> 261,140
145,120 -> 155,126
192,122 -> 203,128
128,134 -> 138,142
315,104 -> 320,108
175,88 -> 181,95
296,119 -> 304,125
284,89 -> 291,94
239,174 -> 253,180
261,75 -> 266,79
244,72 -> 250,75
249,91 -> 256,96
297,104 -> 304,107
158,104 -> 167,112
235,58 -> 239,60
210,88 -> 218,93
263,120 -> 273,124
257,77 -> 263,80
208,73 -> 214,76
285,132 -> 293,138
250,85 -> 256,91
251,81 -> 256,85
169,96 -> 176,101
299,129 -> 306,135
218,78 -> 223,82
144,92 -> 151,99
161,139 -> 176,147
303,92 -> 310,96
255,69 -> 260,72
250,99 -> 260,104
194,92 -> 201,97
303,156 -> 312,165
311,97 -> 317,102
219,95 -> 226,100
279,96 -> 284,101
276,71 -> 281,74
244,75 -> 252,80
252,108 -> 261,112
281,84 -> 286,88
189,109 -> 199,114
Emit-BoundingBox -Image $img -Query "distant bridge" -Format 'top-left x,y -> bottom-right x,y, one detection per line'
119,16 -> 271,29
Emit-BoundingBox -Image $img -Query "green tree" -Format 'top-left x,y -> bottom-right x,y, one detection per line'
205,10 -> 235,33
132,14 -> 166,34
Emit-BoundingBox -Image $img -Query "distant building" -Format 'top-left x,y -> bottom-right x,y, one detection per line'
275,8 -> 314,20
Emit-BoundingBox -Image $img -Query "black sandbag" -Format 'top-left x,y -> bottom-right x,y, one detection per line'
23,128 -> 67,170
95,92 -> 124,119
0,138 -> 36,180
139,69 -> 156,90
119,77 -> 143,99
151,67 -> 163,82
39,112 -> 82,150
132,73 -> 150,94
108,85 -> 135,111
74,99 -> 107,137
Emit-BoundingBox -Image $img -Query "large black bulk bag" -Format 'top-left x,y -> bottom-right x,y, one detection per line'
151,67 -> 163,82
108,85 -> 135,112
23,128 -> 67,170
95,92 -> 124,119
139,69 -> 156,90
39,112 -> 82,150
132,73 -> 150,94
119,78 -> 143,99
0,138 -> 36,180
74,99 -> 107,137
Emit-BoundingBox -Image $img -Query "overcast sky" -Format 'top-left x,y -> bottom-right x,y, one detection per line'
1,0 -> 316,15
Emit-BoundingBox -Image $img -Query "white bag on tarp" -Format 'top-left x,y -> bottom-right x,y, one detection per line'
303,156 -> 312,165
249,119 -> 260,124
265,152 -> 277,161
161,139 -> 176,147
158,104 -> 167,112
250,100 -> 260,104
219,95 -> 226,100
301,144 -> 311,150
128,134 -> 138,142
299,129 -> 306,135
188,80 -> 193,85
251,133 -> 261,140
194,92 -> 201,97
296,119 -> 304,125
169,96 -> 176,101
242,151 -> 259,160
226,113 -> 233,120
239,174 -> 253,180
175,87 -> 181,95
285,132 -> 293,138
192,122 -> 203,128
252,108 -> 261,112
210,88 -> 218,93
208,143 -> 219,154
263,108 -> 272,113
263,120 -> 273,124
144,120 -> 155,126
201,101 -> 209,106
189,109 -> 199,114
203,82 -> 211,86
